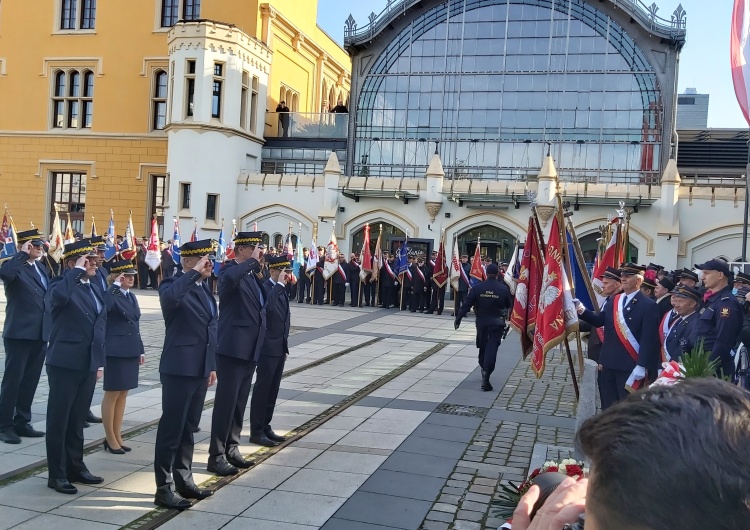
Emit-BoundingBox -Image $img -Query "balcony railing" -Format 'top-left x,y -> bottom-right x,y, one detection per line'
265,111 -> 349,139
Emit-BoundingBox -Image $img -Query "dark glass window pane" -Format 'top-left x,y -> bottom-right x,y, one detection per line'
61,0 -> 76,29
69,72 -> 80,97
212,81 -> 222,118
161,0 -> 178,27
186,79 -> 195,117
155,71 -> 168,98
83,72 -> 94,97
181,183 -> 191,209
214,63 -> 223,76
81,0 -> 96,29
154,102 -> 167,130
55,72 -> 66,97
206,194 -> 217,220
68,101 -> 79,128
183,0 -> 200,20
188,60 -> 196,74
53,101 -> 65,128
83,101 -> 93,128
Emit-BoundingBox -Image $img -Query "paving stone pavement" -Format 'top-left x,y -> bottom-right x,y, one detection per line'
0,286 -> 581,530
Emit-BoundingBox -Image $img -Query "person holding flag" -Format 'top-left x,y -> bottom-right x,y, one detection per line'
103,212 -> 117,263
313,245 -> 326,305
0,211 -> 18,262
380,251 -> 398,309
410,254 -> 427,313
396,241 -> 410,310
452,253 -> 471,317
454,262 -> 513,391
359,226 -> 375,307
428,238 -> 448,315
348,252 -> 360,307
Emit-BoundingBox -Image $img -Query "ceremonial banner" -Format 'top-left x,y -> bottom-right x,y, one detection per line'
120,213 -> 137,261
0,212 -> 17,260
306,233 -> 318,277
213,221 -> 226,276
64,214 -> 75,244
294,225 -> 303,280
732,0 -> 750,125
190,222 -> 198,243
104,213 -> 117,262
145,217 -> 161,271
49,210 -> 65,263
469,239 -> 485,284
171,218 -> 181,266
90,217 -> 97,238
591,221 -> 619,308
322,224 -> 339,280
509,217 -> 544,359
360,224 -> 372,281
503,240 -> 520,294
432,236 -> 448,288
372,227 -> 382,281
396,239 -> 409,276
531,214 -> 578,377
449,237 -> 468,291
566,227 -> 595,311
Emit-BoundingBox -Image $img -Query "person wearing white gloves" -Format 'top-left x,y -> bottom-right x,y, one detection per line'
576,263 -> 660,409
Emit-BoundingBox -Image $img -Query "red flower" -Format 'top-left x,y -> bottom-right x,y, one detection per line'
546,466 -> 558,472
566,465 -> 583,476
530,468 -> 541,478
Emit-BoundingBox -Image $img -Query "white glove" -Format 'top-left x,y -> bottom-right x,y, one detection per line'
395,281 -> 399,286
631,365 -> 647,380
345,283 -> 349,287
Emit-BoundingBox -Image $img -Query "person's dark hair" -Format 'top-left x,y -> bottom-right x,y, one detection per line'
576,378 -> 750,530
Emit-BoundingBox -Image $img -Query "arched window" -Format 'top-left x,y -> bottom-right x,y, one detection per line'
51,68 -> 93,129
153,70 -> 168,130
273,233 -> 283,249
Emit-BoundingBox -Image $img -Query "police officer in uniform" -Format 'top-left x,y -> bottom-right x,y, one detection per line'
665,285 -> 702,361
0,230 -> 49,444
208,232 -> 265,477
410,255 -> 428,312
297,247 -> 311,303
154,239 -> 217,509
655,276 -> 675,317
45,240 -> 109,494
85,235 -> 109,425
249,256 -> 291,447
695,259 -> 744,378
454,264 -> 512,391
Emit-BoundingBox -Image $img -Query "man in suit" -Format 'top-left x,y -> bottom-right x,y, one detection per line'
0,230 -> 49,444
208,232 -> 265,477
250,256 -> 291,447
348,253 -> 360,307
330,253 -> 348,307
577,263 -> 660,409
454,264 -> 513,391
297,247 -> 311,303
362,256 -> 377,307
424,252 -> 435,312
453,254 -> 470,317
380,253 -> 397,308
313,247 -> 325,305
45,240 -> 110,494
580,266 -> 622,365
154,239 -> 218,509
410,255 -> 427,313
664,285 -> 702,362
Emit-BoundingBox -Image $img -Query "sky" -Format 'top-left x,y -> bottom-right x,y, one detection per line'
317,0 -> 746,129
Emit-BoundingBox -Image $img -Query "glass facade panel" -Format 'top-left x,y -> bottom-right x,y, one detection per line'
355,0 -> 663,182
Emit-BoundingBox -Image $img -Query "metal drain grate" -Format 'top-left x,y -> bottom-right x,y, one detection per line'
435,403 -> 489,418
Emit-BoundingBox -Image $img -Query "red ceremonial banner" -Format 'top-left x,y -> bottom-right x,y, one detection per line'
432,238 -> 448,288
509,217 -> 544,359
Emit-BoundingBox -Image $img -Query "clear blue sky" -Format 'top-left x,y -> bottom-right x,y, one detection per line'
317,0 -> 745,128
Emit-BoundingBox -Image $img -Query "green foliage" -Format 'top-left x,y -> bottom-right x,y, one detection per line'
493,482 -> 524,520
680,339 -> 720,379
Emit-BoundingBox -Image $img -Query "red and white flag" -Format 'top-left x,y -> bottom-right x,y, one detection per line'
360,224 -> 372,281
469,239 -> 486,283
372,228 -> 382,281
48,210 -> 65,263
432,236 -> 448,288
322,224 -> 339,280
732,0 -> 750,125
145,217 -> 161,271
509,216 -> 544,359
591,220 -> 620,308
449,238 -> 466,291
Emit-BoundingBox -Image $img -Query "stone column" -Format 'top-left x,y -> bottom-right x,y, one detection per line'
655,159 -> 681,269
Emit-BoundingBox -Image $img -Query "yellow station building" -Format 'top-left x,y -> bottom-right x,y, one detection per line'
0,0 -> 350,237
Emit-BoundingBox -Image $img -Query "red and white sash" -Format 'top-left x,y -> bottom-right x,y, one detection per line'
337,264 -> 347,281
416,267 -> 425,282
659,311 -> 677,362
384,258 -> 396,280
404,267 -> 412,280
613,293 -> 640,363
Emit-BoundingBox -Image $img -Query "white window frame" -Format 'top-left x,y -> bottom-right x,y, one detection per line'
50,68 -> 94,130
185,59 -> 196,119
55,0 -> 97,33
211,61 -> 225,121
151,69 -> 168,131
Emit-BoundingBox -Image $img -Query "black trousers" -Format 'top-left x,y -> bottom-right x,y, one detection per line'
454,290 -> 467,314
400,287 -> 412,310
411,287 -> 426,312
598,368 -> 630,410
209,355 -> 256,458
349,281 -> 360,307
313,275 -> 325,304
429,285 -> 446,315
250,355 -> 286,436
332,282 -> 346,305
0,339 -> 46,429
477,324 -> 504,377
154,374 -> 208,490
363,282 -> 376,306
138,262 -> 149,288
297,274 -> 311,302
46,365 -> 97,480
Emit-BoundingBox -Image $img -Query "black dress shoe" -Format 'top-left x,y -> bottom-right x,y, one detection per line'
86,412 -> 102,423
481,379 -> 493,392
264,430 -> 287,443
14,424 -> 45,438
177,484 -> 213,500
48,478 -> 78,495
68,470 -> 104,485
83,422 -> 91,429
0,428 -> 21,444
249,434 -> 278,447
207,456 -> 239,476
226,453 -> 254,469
154,488 -> 191,510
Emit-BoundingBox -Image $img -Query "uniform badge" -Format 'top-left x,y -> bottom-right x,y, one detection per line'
700,308 -> 706,315
720,307 -> 730,318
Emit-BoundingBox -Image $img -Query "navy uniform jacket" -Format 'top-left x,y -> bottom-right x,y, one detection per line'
262,280 -> 291,357
665,311 -> 698,361
314,257 -> 325,283
579,291 -> 660,373
95,266 -> 109,292
456,278 -> 512,326
332,261 -> 349,285
657,295 -> 673,318
0,252 -> 50,341
381,260 -> 396,287
458,263 -> 470,292
348,260 -> 361,283
105,285 -> 145,358
410,263 -> 426,292
159,269 -> 217,378
696,285 -> 744,371
216,258 -> 265,362
45,267 -> 111,372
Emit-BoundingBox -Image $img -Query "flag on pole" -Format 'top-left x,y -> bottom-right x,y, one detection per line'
469,239 -> 485,285
732,0 -> 750,125
90,217 -> 97,238
145,217 -> 161,271
360,224 -> 372,281
396,237 -> 409,276
120,212 -> 136,261
190,221 -> 198,242
104,213 -> 117,262
213,221 -> 226,276
225,219 -> 237,261
509,216 -> 545,359
449,237 -> 468,291
591,220 -> 620,308
322,223 -> 339,280
0,211 -> 18,260
372,227 -> 382,281
64,214 -> 76,244
503,240 -> 521,294
566,228 -> 595,312
294,224 -> 304,280
171,218 -> 181,266
306,231 -> 318,276
432,235 -> 448,288
49,210 -> 65,263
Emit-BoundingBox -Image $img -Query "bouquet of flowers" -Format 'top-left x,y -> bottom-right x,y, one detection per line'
493,458 -> 588,520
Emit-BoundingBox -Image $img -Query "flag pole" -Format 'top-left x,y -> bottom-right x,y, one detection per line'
375,223 -> 382,307
556,192 -> 580,400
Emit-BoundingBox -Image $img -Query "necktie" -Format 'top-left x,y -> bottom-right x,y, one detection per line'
86,284 -> 102,313
703,290 -> 713,303
34,263 -> 48,289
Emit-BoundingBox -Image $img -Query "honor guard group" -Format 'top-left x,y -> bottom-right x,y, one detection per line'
1,227 -> 749,509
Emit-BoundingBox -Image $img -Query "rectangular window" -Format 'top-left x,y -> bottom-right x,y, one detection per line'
80,0 -> 96,29
152,70 -> 168,130
51,172 -> 86,234
205,194 -> 218,220
212,62 -> 224,120
185,59 -> 195,118
161,0 -> 178,27
240,71 -> 249,130
150,175 -> 168,238
59,0 -> 95,30
51,69 -> 94,130
250,76 -> 259,133
183,0 -> 200,21
61,0 -> 76,29
180,183 -> 191,210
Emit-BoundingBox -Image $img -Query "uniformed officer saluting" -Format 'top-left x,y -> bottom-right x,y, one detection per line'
249,255 -> 292,447
154,239 -> 218,510
208,231 -> 265,477
45,239 -> 110,494
0,230 -> 49,445
664,285 -> 702,362
454,263 -> 512,391
695,259 -> 744,378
